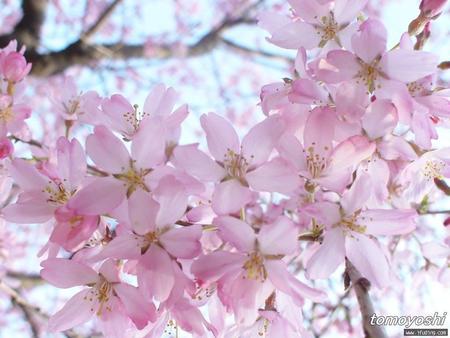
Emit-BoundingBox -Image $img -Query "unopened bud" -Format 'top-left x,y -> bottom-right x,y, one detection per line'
420,0 -> 448,17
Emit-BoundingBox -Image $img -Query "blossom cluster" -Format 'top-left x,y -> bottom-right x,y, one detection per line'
1,0 -> 450,337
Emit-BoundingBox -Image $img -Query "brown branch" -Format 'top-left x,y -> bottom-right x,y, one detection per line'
345,259 -> 387,338
221,38 -> 294,63
80,0 -> 124,41
0,0 -> 48,49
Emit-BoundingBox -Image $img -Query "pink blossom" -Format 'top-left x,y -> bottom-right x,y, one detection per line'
0,51 -> 31,83
0,137 -> 13,158
41,258 -> 156,333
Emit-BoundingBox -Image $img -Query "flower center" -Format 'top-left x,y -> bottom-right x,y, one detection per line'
63,98 -> 81,116
223,149 -> 249,182
44,182 -> 72,205
356,60 -> 380,93
423,160 -> 445,181
305,144 -> 327,178
122,104 -> 149,138
0,106 -> 13,122
243,252 -> 267,281
114,163 -> 151,197
340,213 -> 366,234
407,81 -> 426,96
317,14 -> 339,47
84,278 -> 114,316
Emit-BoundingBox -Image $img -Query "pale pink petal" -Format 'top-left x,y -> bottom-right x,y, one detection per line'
101,94 -> 135,136
242,114 -> 285,168
159,225 -> 202,258
288,0 -> 330,23
277,134 -> 307,171
361,209 -> 416,235
304,107 -> 336,159
341,172 -> 372,214
334,0 -> 368,23
211,180 -> 253,215
378,136 -> 417,160
172,144 -> 226,181
200,112 -> 240,162
99,259 -> 121,283
246,157 -> 300,194
258,216 -> 298,255
351,19 -> 387,63
191,252 -> 244,282
154,176 -> 187,227
3,196 -> 55,223
335,81 -> 369,121
345,233 -> 390,289
113,283 -> 156,328
315,50 -> 359,83
306,228 -> 345,279
138,245 -> 175,302
265,260 -> 326,304
143,84 -> 177,117
96,233 -> 142,260
301,201 -> 341,226
128,189 -> 159,235
56,137 -> 86,190
289,79 -> 329,105
41,258 -> 98,288
262,15 -> 319,49
68,177 -> 126,215
380,50 -> 439,83
86,126 -> 130,173
131,116 -> 166,169
7,158 -> 47,191
47,289 -> 94,332
329,135 -> 376,172
215,216 -> 256,252
362,99 -> 398,139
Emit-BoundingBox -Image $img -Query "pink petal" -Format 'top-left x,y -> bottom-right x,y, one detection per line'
86,126 -> 130,173
215,216 -> 256,252
101,94 -> 135,136
47,289 -> 94,332
334,0 -> 368,23
138,245 -> 174,302
159,225 -> 202,258
246,157 -> 300,194
261,14 -> 319,49
171,144 -> 225,181
361,209 -> 416,235
351,19 -> 387,63
380,50 -> 439,83
258,216 -> 298,255
3,195 -> 55,223
304,106 -> 336,158
288,0 -> 330,23
114,283 -> 157,328
306,228 -> 345,279
315,50 -> 359,83
362,99 -> 398,139
41,258 -> 98,288
277,134 -> 307,171
241,114 -> 285,168
191,252 -> 244,282
97,233 -> 142,260
329,135 -> 376,172
211,180 -> 253,215
131,116 -> 166,169
345,233 -> 390,289
143,84 -> 177,117
128,189 -> 159,235
200,112 -> 240,162
341,172 -> 372,214
68,177 -> 126,215
7,158 -> 47,191
154,176 -> 187,227
56,137 -> 86,190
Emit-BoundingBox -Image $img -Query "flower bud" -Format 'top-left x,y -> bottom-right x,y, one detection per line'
420,0 -> 448,17
0,51 -> 32,82
0,137 -> 13,159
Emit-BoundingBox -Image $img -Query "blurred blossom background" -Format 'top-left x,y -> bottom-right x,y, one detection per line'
0,0 -> 449,337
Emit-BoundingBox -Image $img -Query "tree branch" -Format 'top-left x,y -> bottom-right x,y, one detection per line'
80,0 -> 124,41
345,259 -> 387,338
0,0 -> 48,49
